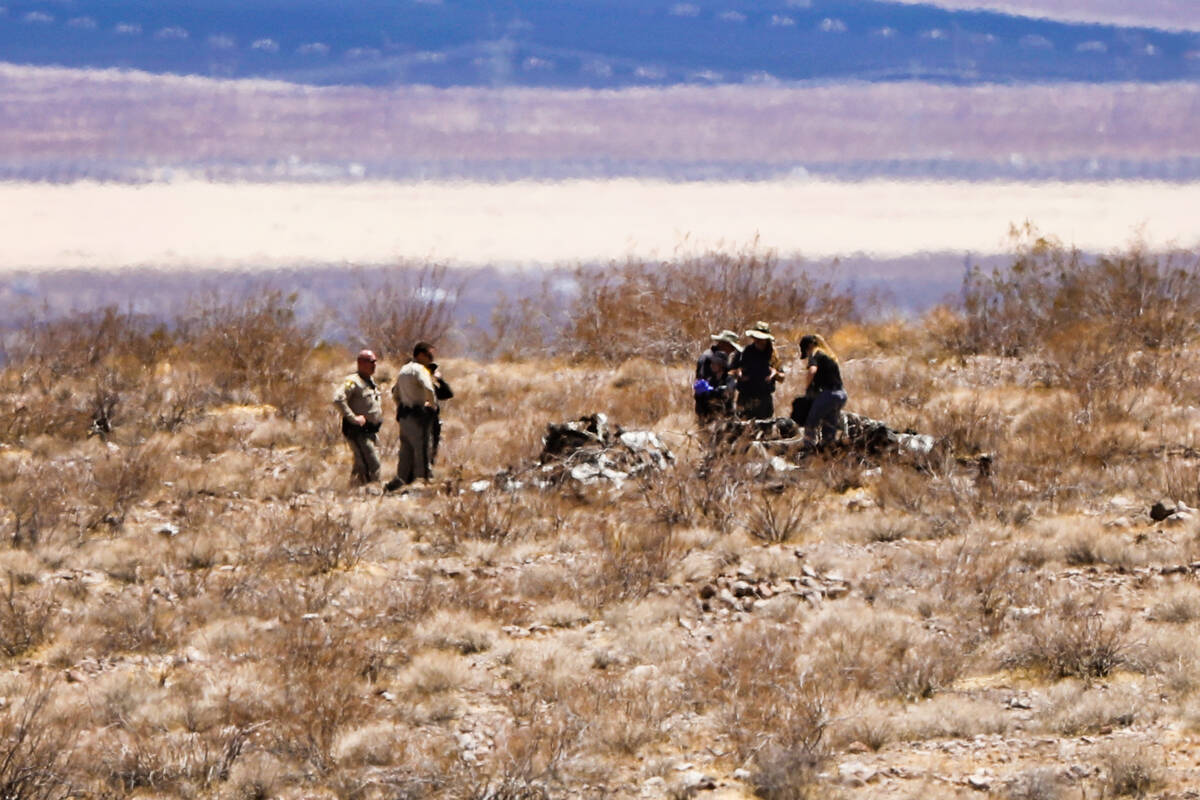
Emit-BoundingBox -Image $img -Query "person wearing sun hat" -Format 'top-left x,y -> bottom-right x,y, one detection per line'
736,321 -> 785,419
696,329 -> 743,384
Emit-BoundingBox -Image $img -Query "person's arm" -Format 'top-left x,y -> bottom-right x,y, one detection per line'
333,378 -> 365,426
417,366 -> 437,407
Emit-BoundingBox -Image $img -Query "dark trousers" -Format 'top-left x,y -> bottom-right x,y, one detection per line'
805,389 -> 847,446
737,392 -> 774,420
344,430 -> 381,484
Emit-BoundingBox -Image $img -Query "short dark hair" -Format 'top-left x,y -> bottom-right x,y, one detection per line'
413,341 -> 434,359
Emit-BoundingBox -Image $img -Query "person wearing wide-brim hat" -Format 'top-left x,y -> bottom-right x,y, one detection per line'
696,329 -> 743,384
736,321 -> 785,420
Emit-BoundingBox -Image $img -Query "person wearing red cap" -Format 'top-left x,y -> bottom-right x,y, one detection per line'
332,349 -> 384,485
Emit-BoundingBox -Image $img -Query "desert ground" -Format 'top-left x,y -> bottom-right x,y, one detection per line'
3,178 -> 1200,271
2,242 -> 1200,799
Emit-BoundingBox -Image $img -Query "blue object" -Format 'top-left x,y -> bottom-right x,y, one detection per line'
693,379 -> 713,396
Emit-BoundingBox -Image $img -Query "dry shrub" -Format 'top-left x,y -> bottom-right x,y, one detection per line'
0,577 -> 57,658
1006,594 -> 1129,680
1147,589 -> 1200,624
175,289 -> 319,419
587,521 -> 680,605
562,244 -> 856,363
0,678 -> 73,800
1,461 -> 72,549
433,489 -> 525,549
348,263 -> 461,359
261,622 -> 375,776
83,440 -> 169,530
1004,768 -> 1064,800
745,486 -> 813,544
1039,683 -> 1147,736
958,225 -> 1200,359
690,622 -> 829,765
77,589 -> 181,656
274,505 -> 374,574
1099,743 -> 1165,798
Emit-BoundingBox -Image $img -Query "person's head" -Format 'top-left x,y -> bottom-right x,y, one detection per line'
413,341 -> 435,366
799,333 -> 837,363
710,350 -> 729,376
356,349 -> 377,376
745,321 -> 775,351
710,330 -> 743,356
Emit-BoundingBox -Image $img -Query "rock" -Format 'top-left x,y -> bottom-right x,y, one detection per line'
731,580 -> 757,598
698,583 -> 717,600
642,777 -> 666,795
845,741 -> 869,754
732,768 -> 752,782
627,664 -> 659,682
1166,510 -> 1195,526
156,523 -> 180,537
824,582 -> 850,599
1150,500 -> 1177,521
967,772 -> 991,790
837,761 -> 876,787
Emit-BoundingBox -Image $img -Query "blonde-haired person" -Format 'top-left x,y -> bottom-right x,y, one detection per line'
798,334 -> 847,447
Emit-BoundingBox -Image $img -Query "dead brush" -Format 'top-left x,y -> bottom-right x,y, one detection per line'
561,243 -> 857,363
688,622 -> 828,765
745,485 -> 816,544
0,576 -> 57,658
432,487 -> 525,548
1,461 -> 71,549
1006,594 -> 1130,681
275,504 -> 374,574
1098,742 -> 1165,798
83,440 -> 170,531
174,289 -> 320,419
259,621 -> 376,776
586,520 -> 680,605
0,677 -> 73,800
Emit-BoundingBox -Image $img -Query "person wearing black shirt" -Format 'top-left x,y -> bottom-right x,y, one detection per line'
798,333 -> 846,447
737,321 -> 785,419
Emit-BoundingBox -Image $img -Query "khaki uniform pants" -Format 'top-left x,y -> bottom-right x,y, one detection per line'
396,415 -> 434,484
345,431 -> 381,484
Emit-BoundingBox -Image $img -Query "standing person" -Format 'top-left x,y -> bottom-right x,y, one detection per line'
799,333 -> 847,447
385,341 -> 439,490
736,321 -> 785,419
693,349 -> 737,423
425,357 -> 454,464
332,349 -> 383,485
696,330 -> 743,383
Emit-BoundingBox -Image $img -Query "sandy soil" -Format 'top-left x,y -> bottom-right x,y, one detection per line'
3,178 -> 1199,271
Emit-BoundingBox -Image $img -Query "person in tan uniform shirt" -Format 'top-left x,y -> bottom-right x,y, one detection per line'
332,349 -> 384,485
385,341 -> 439,490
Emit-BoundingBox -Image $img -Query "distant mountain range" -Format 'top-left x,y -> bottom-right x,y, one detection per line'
0,0 -> 1197,88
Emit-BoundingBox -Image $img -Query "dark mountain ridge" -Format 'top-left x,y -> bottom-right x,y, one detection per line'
0,0 -> 1196,87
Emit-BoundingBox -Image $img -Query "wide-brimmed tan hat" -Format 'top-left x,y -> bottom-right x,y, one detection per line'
710,329 -> 743,352
745,321 -> 775,341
